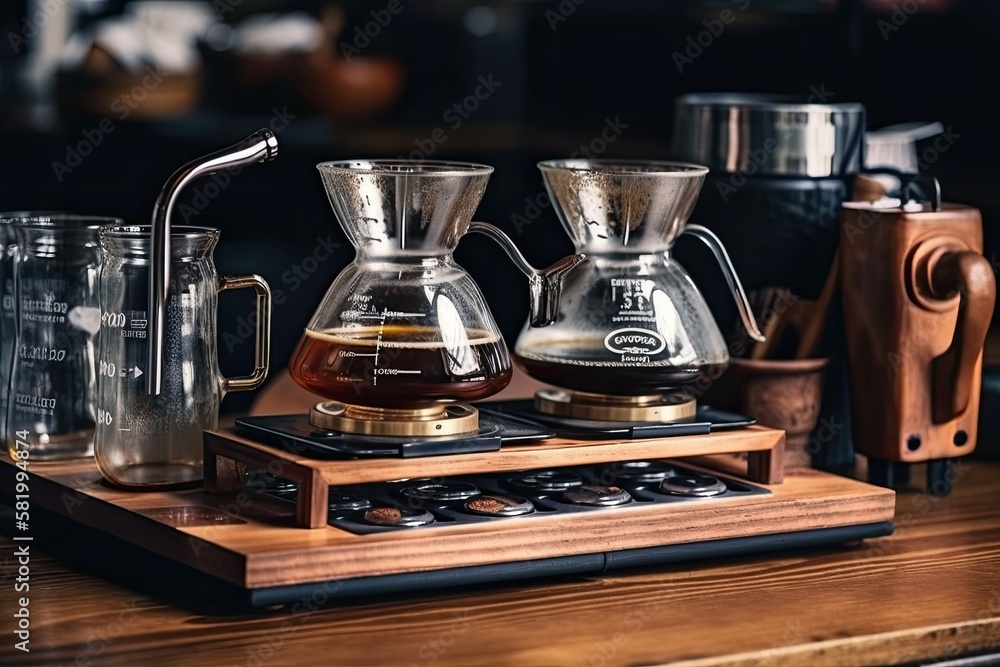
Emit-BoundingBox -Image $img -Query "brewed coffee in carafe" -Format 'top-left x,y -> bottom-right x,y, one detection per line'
291,325 -> 510,408
288,160 -> 512,434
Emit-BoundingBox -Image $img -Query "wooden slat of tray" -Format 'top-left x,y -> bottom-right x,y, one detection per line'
204,425 -> 786,527
0,457 -> 894,590
206,425 -> 784,485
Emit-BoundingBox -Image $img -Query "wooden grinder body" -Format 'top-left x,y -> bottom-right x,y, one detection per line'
839,203 -> 995,463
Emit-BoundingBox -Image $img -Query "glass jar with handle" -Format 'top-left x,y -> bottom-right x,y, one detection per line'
94,224 -> 271,488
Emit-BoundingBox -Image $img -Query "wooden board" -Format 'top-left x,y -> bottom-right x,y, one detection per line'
8,460 -> 1000,667
0,455 -> 894,591
204,424 -> 786,527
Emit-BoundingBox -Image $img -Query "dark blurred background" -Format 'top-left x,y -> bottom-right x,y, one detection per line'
1,0 -> 996,412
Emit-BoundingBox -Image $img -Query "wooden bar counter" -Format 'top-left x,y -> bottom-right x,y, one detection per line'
1,453 -> 998,667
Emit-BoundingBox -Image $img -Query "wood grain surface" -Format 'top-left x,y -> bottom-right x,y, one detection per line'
2,460 -> 999,667
0,456 -> 891,588
206,424 -> 786,486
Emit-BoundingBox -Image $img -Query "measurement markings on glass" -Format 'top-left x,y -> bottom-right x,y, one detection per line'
368,307 -> 424,384
373,308 -> 385,385
96,408 -> 113,426
358,312 -> 427,319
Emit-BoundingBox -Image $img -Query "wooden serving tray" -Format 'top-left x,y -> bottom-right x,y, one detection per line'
0,442 -> 895,602
204,424 -> 787,528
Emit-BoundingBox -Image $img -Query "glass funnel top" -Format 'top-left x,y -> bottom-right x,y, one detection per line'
537,159 -> 708,253
317,160 -> 493,256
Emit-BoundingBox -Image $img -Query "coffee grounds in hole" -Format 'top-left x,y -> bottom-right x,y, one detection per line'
466,497 -> 511,514
365,507 -> 403,524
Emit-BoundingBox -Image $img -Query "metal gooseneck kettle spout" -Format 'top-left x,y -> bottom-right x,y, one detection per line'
146,129 -> 279,395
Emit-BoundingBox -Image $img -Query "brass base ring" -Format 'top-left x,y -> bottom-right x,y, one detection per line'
534,389 -> 697,423
310,402 -> 480,437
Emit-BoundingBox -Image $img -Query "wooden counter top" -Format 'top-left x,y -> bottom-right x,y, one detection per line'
1,458 -> 999,667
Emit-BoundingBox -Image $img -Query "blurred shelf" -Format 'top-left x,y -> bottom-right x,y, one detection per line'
40,109 -> 672,157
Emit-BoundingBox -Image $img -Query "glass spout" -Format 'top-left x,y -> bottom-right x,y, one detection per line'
147,129 -> 278,395
468,222 -> 585,327
683,224 -> 765,342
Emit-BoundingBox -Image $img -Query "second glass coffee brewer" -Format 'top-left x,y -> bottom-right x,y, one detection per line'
474,160 -> 765,425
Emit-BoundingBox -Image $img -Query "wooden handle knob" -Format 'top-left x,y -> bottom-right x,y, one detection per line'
850,174 -> 887,202
930,250 -> 996,423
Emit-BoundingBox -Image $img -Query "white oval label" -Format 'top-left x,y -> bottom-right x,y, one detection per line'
604,328 -> 666,355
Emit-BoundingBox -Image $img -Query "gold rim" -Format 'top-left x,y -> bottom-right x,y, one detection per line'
309,401 -> 480,436
535,389 -> 697,423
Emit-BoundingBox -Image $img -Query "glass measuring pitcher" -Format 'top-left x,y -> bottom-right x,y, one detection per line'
288,160 -> 512,409
94,225 -> 271,488
1,213 -> 71,446
6,214 -> 114,461
470,160 -> 764,395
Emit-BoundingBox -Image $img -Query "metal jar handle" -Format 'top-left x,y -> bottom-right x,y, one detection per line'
218,274 -> 272,392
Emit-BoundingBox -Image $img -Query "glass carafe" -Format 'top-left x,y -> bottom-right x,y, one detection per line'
289,160 -> 512,411
0,212 -> 70,449
6,215 -> 114,461
470,160 -> 764,396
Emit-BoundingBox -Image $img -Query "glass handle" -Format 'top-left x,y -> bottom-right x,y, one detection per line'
683,224 -> 765,343
468,222 -> 538,276
218,274 -> 272,393
468,222 -> 585,327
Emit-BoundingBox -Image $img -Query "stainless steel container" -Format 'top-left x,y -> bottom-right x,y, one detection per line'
671,93 -> 866,178
669,92 -> 867,472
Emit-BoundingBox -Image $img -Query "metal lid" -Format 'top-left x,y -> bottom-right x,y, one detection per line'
660,474 -> 728,497
401,482 -> 481,502
329,493 -> 372,512
507,470 -> 583,492
610,461 -> 676,483
671,93 -> 866,177
563,485 -> 632,507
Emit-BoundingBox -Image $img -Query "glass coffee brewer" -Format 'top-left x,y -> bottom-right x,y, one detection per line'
474,160 -> 765,423
288,161 -> 514,437
287,158 -> 762,437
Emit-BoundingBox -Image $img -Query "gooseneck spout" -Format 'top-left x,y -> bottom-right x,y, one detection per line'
469,222 -> 585,327
683,224 -> 765,343
147,129 -> 279,395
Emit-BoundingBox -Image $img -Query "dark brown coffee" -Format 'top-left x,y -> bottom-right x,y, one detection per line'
289,325 -> 512,408
514,344 -> 727,396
